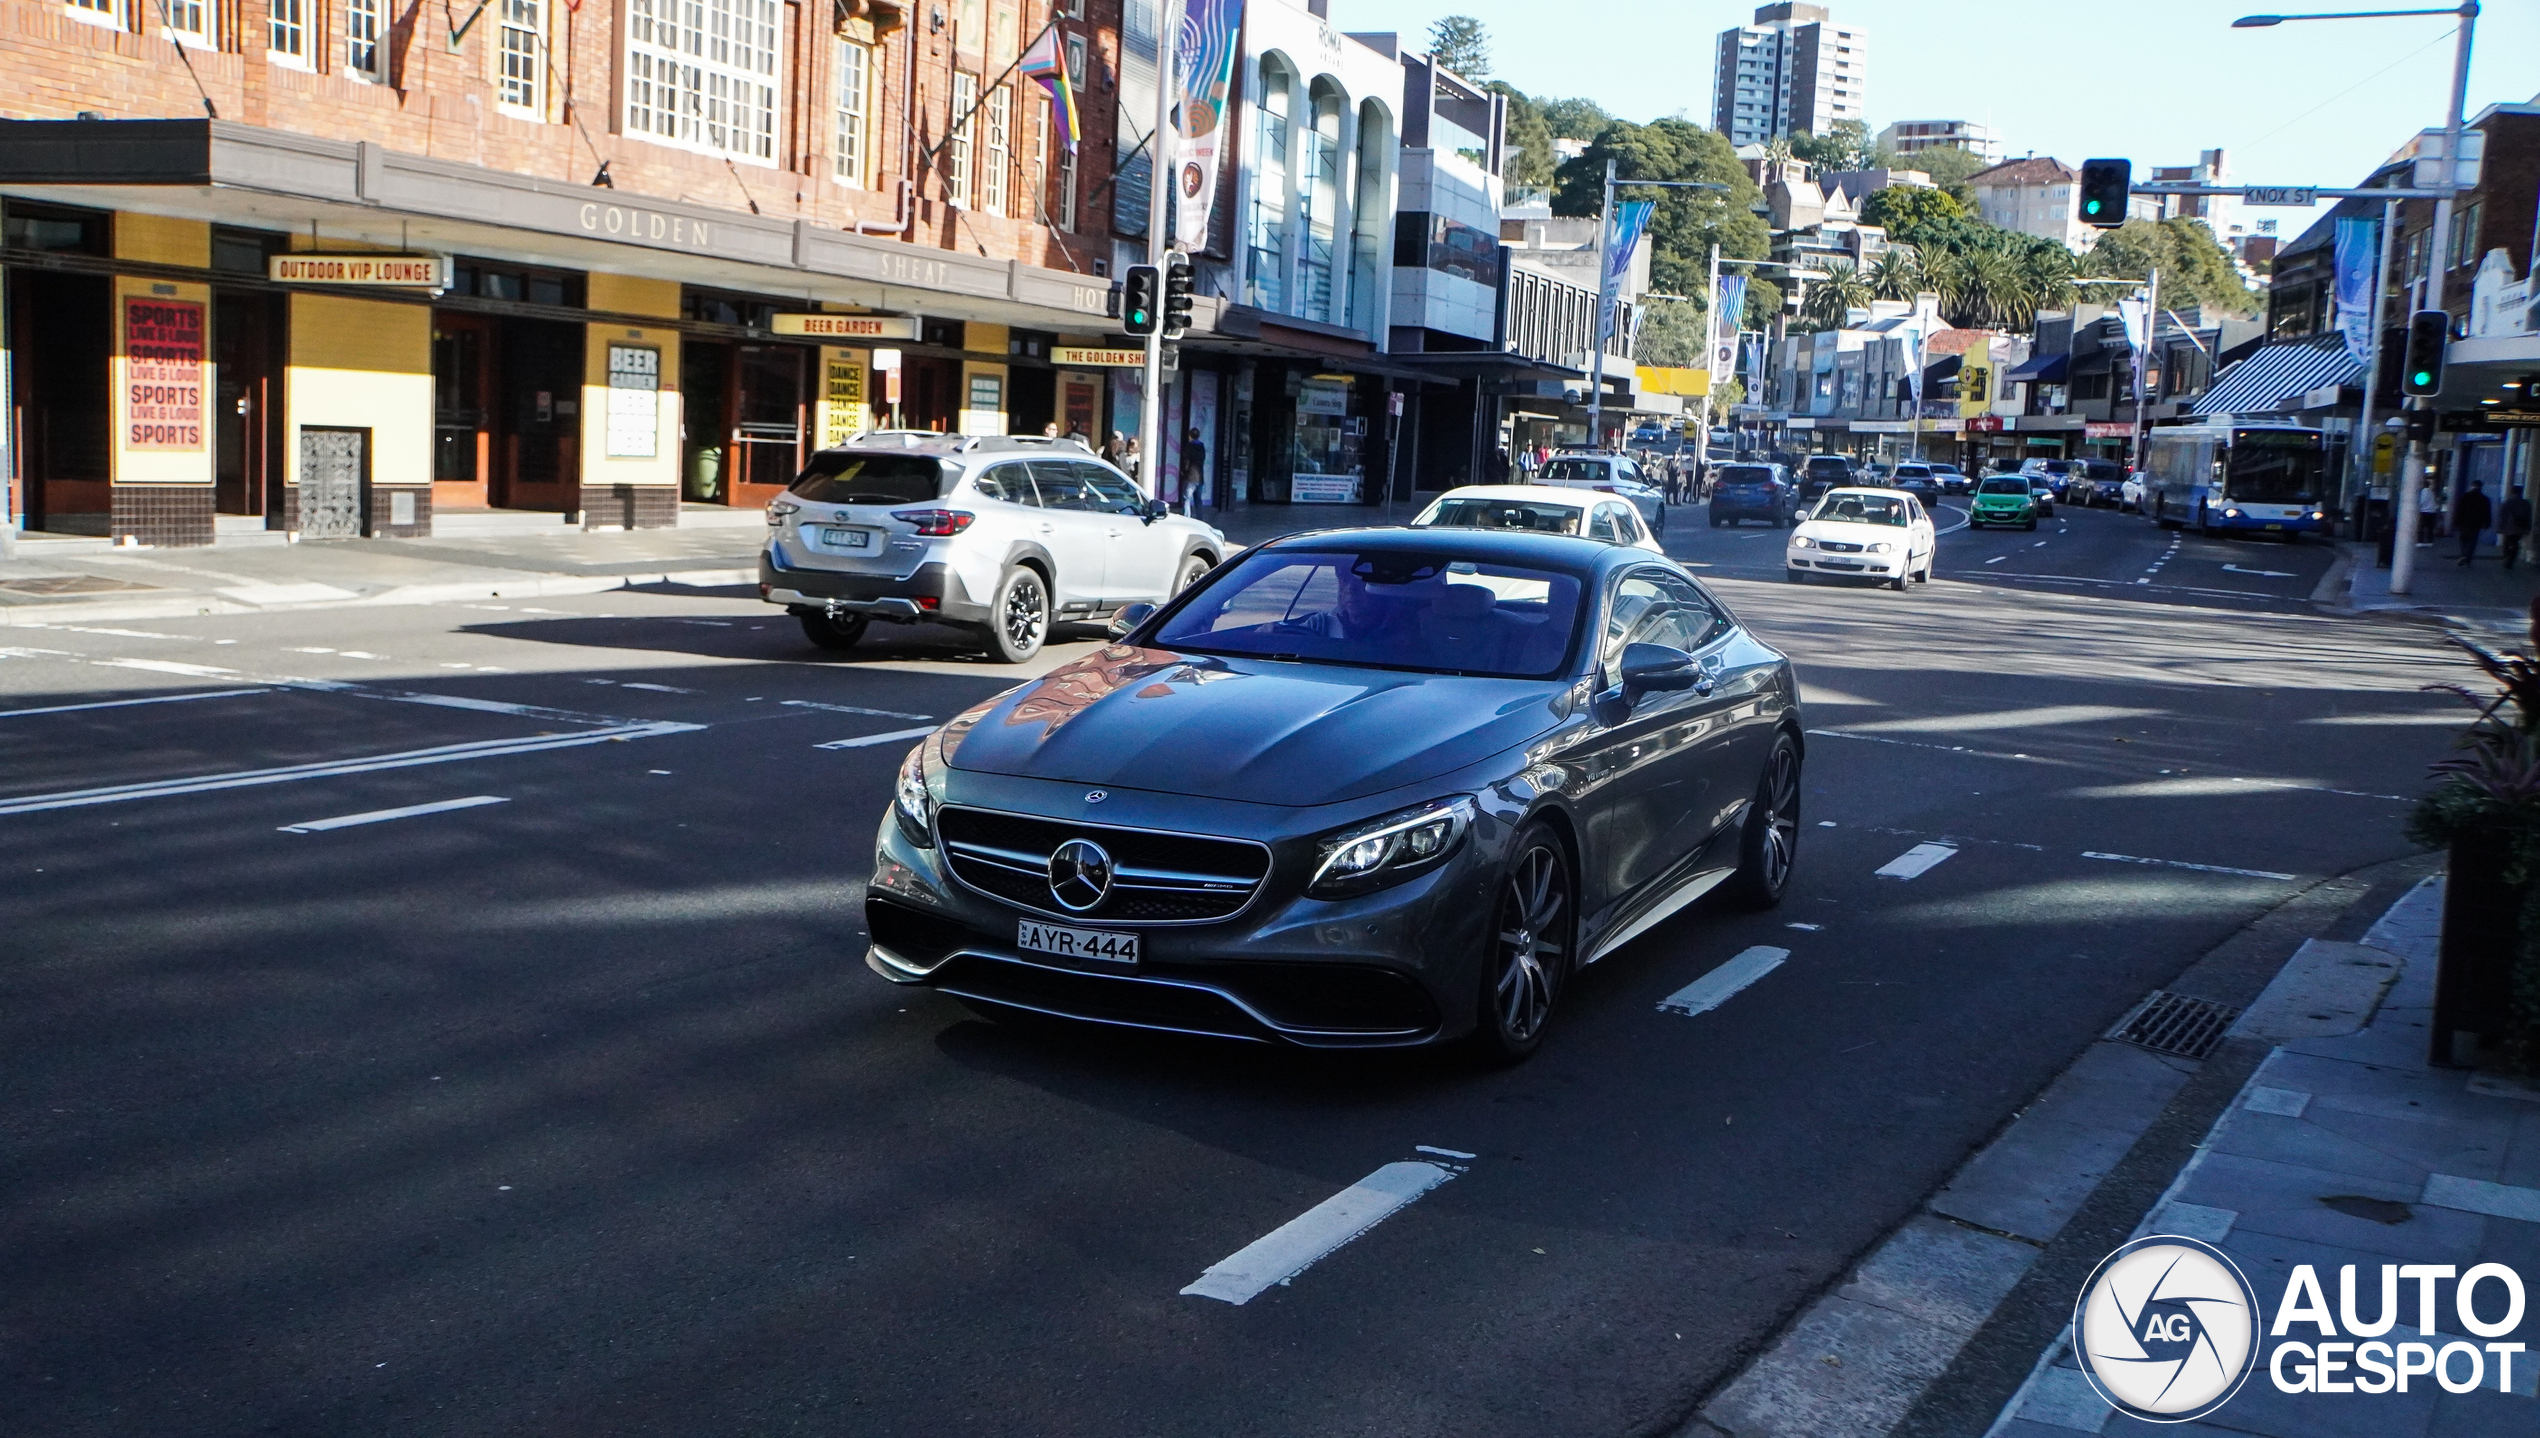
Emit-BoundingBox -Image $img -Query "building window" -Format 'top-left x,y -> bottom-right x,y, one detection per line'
948,71 -> 978,207
834,39 -> 870,187
981,84 -> 1010,217
67,0 -> 122,29
1297,87 -> 1342,321
625,0 -> 782,163
269,0 -> 306,61
345,0 -> 382,78
1247,62 -> 1291,312
2453,201 -> 2482,269
498,0 -> 544,113
162,0 -> 207,41
1055,132 -> 1078,230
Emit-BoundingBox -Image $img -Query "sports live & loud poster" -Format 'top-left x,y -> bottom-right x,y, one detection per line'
124,296 -> 206,451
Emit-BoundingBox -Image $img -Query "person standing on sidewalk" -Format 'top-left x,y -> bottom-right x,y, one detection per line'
2418,475 -> 2442,545
2454,478 -> 2492,566
1180,427 -> 1209,512
2500,485 -> 2533,570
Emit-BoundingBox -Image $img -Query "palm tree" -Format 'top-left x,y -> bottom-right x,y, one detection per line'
2022,247 -> 2081,315
1802,258 -> 1872,328
1865,247 -> 1921,302
1956,247 -> 2035,330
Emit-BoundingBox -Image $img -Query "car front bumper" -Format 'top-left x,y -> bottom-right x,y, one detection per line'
1787,549 -> 1904,575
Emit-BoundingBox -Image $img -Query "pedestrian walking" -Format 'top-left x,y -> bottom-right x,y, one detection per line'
2455,478 -> 2493,567
1180,427 -> 1209,511
2417,478 -> 2441,545
1103,430 -> 1128,470
2501,486 -> 2533,570
1121,436 -> 1142,483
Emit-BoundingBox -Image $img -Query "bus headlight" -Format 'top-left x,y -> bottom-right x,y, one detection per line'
2224,508 -> 2242,519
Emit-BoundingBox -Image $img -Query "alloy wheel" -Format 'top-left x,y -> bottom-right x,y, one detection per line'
1757,742 -> 1800,893
1493,842 -> 1569,1044
1003,573 -> 1047,651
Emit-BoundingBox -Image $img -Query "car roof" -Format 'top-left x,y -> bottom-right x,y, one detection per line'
1429,484 -> 1602,508
812,432 -> 1099,464
1816,486 -> 1916,503
1256,525 -> 1635,577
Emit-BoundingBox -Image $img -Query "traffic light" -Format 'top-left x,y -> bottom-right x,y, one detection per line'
2373,325 -> 2408,404
1162,251 -> 1194,337
2400,308 -> 2451,396
1120,263 -> 1161,337
2078,158 -> 2130,229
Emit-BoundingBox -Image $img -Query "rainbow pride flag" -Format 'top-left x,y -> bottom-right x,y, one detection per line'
1020,26 -> 1079,152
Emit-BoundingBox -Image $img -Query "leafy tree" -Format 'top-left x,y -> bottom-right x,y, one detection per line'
1540,97 -> 1613,141
1490,82 -> 1557,194
1635,297 -> 1709,367
1869,144 -> 1988,207
1803,259 -> 1872,327
1858,185 -> 1965,234
1427,15 -> 1490,80
2082,217 -> 2260,317
1551,118 -> 1770,297
1789,119 -> 1871,173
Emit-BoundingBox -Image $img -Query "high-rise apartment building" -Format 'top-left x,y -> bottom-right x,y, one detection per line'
1711,4 -> 1866,147
1875,120 -> 2003,166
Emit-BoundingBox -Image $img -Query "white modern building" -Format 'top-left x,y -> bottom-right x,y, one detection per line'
1875,120 -> 2002,165
1711,3 -> 1867,147
1967,156 -> 2092,250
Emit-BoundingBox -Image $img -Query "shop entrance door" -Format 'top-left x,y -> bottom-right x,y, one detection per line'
731,343 -> 806,506
681,341 -> 732,502
431,313 -> 496,509
6,269 -> 111,531
214,290 -> 282,518
495,319 -> 584,513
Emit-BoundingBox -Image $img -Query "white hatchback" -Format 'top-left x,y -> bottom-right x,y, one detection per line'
1409,484 -> 1664,552
1785,486 -> 1937,590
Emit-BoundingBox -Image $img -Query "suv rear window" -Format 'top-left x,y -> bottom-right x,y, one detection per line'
1538,458 -> 1610,483
1717,466 -> 1775,485
1805,457 -> 1850,474
789,453 -> 948,504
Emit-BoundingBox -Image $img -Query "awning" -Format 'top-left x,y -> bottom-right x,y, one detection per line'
2004,352 -> 2068,383
1922,353 -> 1963,384
2196,337 -> 2362,416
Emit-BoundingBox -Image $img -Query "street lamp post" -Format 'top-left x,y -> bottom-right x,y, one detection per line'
2235,3 -> 2476,595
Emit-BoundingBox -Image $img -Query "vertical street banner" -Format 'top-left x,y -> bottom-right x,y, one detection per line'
1597,201 -> 1654,345
2332,217 -> 2379,371
122,296 -> 205,452
1711,274 -> 1748,375
1171,0 -> 1244,248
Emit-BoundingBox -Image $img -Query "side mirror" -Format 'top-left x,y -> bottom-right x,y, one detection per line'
1108,601 -> 1158,638
1141,498 -> 1170,524
1619,642 -> 1702,698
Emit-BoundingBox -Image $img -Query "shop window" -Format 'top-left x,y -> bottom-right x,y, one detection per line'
3,201 -> 110,256
269,0 -> 307,63
981,84 -> 1011,217
345,0 -> 383,79
498,0 -> 544,113
625,0 -> 781,164
834,39 -> 871,188
949,71 -> 978,207
682,288 -> 779,329
211,227 -> 289,275
452,259 -> 585,308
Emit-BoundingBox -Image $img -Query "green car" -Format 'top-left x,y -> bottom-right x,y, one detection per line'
1968,476 -> 2039,530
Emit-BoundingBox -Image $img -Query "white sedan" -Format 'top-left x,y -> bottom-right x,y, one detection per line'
1785,487 -> 1936,591
1410,484 -> 1664,552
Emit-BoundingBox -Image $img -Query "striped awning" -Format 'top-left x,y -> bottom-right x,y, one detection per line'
2197,337 -> 2362,416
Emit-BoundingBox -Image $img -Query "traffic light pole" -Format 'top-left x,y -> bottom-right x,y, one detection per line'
1137,0 -> 1184,501
2348,198 -> 2398,536
2390,2 -> 2476,596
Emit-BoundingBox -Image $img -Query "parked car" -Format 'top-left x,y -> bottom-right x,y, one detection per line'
1411,485 -> 1663,553
2028,478 -> 2058,518
2120,470 -> 2149,512
2068,459 -> 2126,507
2019,458 -> 2078,498
1798,454 -> 1857,501
761,433 -> 1226,662
1932,462 -> 1970,495
1537,451 -> 1669,535
1787,487 -> 1938,591
1887,463 -> 1944,505
1709,463 -> 1801,527
866,528 -> 1808,1061
1969,475 -> 2040,530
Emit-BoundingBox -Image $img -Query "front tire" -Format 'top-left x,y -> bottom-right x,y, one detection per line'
1473,825 -> 1574,1065
1724,735 -> 1801,910
1786,567 -> 1806,583
984,567 -> 1049,663
798,611 -> 868,650
1889,568 -> 1908,592
1170,553 -> 1212,597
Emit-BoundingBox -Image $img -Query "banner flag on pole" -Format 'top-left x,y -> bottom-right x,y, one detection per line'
2115,295 -> 2150,351
1020,26 -> 1080,153
2332,217 -> 2380,371
1170,0 -> 1245,247
1711,274 -> 1748,372
1597,201 -> 1654,344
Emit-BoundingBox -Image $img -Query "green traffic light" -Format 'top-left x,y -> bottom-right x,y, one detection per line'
2414,371 -> 2433,386
2085,199 -> 2100,215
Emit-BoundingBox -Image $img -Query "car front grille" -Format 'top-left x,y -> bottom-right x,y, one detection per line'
1817,540 -> 1864,553
935,806 -> 1273,925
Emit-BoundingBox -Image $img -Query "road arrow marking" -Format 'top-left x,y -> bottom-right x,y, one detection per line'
2221,564 -> 2296,578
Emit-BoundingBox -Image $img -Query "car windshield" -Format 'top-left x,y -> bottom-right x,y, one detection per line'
1416,498 -> 1581,535
788,452 -> 948,504
1718,466 -> 1775,486
1538,459 -> 1609,483
1154,548 -> 1587,679
1813,493 -> 1910,526
1977,477 -> 2030,496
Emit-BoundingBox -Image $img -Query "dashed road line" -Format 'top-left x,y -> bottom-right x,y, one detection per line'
1984,555 -> 2008,565
783,699 -> 935,721
1656,946 -> 1790,1017
2080,851 -> 2298,881
1181,1153 -> 1466,1305
280,795 -> 510,834
815,726 -> 937,750
1876,842 -> 1959,879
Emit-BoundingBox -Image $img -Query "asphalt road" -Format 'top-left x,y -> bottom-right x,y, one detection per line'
0,503 -> 2470,1437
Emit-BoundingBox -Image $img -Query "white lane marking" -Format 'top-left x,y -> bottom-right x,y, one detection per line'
619,682 -> 699,694
281,795 -> 510,833
100,657 -> 239,678
2031,541 -> 2047,548
337,651 -> 387,660
0,722 -> 701,817
1656,945 -> 1790,1017
2422,1174 -> 2540,1224
27,625 -> 194,640
1984,555 -> 2008,565
1876,842 -> 1959,879
1809,729 -> 2059,763
1415,1145 -> 1477,1160
815,726 -> 937,750
286,647 -> 336,654
1846,704 -> 2159,736
0,688 -> 270,719
1181,1160 -> 1459,1305
1787,922 -> 1824,931
2221,564 -> 2296,578
2080,851 -> 2297,881
2074,775 -> 2407,802
784,699 -> 934,721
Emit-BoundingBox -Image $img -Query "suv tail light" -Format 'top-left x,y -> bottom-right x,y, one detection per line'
891,509 -> 975,536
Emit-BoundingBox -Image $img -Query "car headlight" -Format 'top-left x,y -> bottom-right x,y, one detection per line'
1866,541 -> 1893,553
1308,797 -> 1475,898
1792,535 -> 1815,548
768,497 -> 802,527
2310,511 -> 2326,521
894,734 -> 940,846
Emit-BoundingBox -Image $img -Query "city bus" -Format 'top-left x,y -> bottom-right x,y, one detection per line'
2142,423 -> 2334,537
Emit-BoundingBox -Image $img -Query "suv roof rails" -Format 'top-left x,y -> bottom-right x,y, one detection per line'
817,431 -> 1096,457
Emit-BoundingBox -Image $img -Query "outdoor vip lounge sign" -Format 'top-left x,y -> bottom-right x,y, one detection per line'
267,254 -> 452,288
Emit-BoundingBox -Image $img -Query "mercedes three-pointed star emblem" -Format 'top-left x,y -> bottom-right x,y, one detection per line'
1047,837 -> 1115,912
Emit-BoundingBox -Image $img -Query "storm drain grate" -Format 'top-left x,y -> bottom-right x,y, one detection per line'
2107,990 -> 2241,1060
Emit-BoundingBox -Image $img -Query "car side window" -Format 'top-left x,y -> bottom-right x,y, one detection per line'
1614,506 -> 1645,545
1077,463 -> 1145,512
1587,505 -> 1622,543
973,462 -> 1039,506
1027,459 -> 1097,510
1600,569 -> 1725,677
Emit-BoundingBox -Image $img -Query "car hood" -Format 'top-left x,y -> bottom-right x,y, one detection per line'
1795,520 -> 1909,541
942,645 -> 1566,806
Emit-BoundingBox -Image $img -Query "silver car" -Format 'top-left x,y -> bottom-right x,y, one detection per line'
760,433 -> 1228,662
1537,451 -> 1670,537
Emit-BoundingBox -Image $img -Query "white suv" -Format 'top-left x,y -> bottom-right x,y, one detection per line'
759,433 -> 1227,662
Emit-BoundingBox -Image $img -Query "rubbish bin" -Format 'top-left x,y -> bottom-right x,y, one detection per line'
2432,829 -> 2523,1066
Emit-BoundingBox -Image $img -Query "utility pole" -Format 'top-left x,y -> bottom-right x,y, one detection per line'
2351,197 -> 2399,540
2391,2 -> 2477,596
1691,244 -> 1720,459
1136,0 -> 1184,498
1587,159 -> 1615,450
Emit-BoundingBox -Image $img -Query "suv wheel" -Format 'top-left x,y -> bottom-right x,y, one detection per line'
1171,553 -> 1212,597
985,567 -> 1049,663
798,611 -> 868,650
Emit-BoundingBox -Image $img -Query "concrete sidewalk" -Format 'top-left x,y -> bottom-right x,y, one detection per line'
2333,539 -> 2539,642
1990,874 -> 2540,1436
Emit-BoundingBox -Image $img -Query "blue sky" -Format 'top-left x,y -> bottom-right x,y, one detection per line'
1329,0 -> 2539,219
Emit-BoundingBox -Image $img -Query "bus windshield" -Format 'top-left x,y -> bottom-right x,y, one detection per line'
2228,431 -> 2327,503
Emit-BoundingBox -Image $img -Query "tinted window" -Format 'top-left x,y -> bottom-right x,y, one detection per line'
1154,548 -> 1587,679
1977,477 -> 2029,495
1602,570 -> 1726,673
971,462 -> 1039,505
1077,463 -> 1144,511
1587,505 -> 1623,542
1539,458 -> 1610,483
789,452 -> 947,504
1718,466 -> 1776,486
1894,465 -> 1931,479
1417,498 -> 1582,535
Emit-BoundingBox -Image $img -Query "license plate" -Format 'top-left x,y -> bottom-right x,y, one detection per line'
1018,919 -> 1139,966
819,526 -> 874,550
2265,523 -> 2282,530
